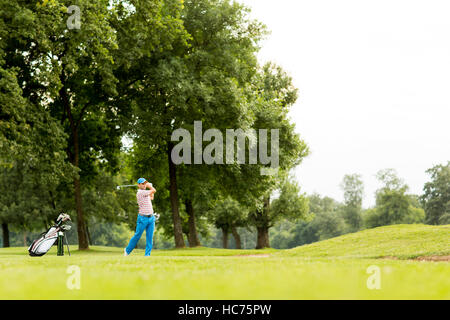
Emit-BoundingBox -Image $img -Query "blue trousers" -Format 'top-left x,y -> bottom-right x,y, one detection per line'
126,215 -> 155,256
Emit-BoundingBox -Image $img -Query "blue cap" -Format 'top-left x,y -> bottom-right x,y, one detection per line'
137,178 -> 147,184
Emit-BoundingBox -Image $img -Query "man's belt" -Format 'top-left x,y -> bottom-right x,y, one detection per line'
139,213 -> 153,217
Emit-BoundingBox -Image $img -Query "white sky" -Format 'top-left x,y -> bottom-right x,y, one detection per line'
239,0 -> 450,207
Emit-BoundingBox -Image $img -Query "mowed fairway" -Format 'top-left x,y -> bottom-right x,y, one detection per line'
0,224 -> 448,299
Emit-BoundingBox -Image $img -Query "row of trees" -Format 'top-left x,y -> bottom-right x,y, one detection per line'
0,0 -> 310,250
1,162 -> 447,249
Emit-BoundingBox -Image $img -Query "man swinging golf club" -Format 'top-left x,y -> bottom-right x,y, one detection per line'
124,178 -> 157,257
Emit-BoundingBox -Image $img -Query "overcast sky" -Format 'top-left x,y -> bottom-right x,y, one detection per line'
239,0 -> 450,207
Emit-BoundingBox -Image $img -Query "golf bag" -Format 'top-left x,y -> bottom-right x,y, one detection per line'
28,213 -> 71,257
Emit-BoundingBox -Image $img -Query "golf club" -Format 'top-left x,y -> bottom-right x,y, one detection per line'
116,183 -> 153,190
116,184 -> 137,190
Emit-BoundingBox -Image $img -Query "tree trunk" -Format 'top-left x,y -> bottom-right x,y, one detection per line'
222,228 -> 229,249
59,68 -> 89,251
86,223 -> 92,246
23,231 -> 27,247
185,199 -> 201,247
2,223 -> 10,248
256,226 -> 270,249
73,128 -> 89,250
231,226 -> 241,249
255,196 -> 271,249
168,141 -> 186,248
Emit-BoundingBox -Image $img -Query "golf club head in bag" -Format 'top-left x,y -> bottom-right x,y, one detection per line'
28,213 -> 71,257
60,225 -> 72,231
56,213 -> 71,224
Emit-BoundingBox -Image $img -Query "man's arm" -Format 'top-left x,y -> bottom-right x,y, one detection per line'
146,182 -> 156,195
148,183 -> 156,200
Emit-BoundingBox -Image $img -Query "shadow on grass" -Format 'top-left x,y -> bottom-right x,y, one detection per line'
0,246 -> 121,256
0,245 -> 278,257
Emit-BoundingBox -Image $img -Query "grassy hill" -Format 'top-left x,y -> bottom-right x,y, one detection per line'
279,224 -> 450,259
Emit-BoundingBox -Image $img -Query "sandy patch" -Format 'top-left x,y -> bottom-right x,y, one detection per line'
233,254 -> 271,258
379,255 -> 449,262
414,255 -> 450,262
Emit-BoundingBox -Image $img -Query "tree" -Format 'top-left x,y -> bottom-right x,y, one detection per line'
270,220 -> 296,249
363,169 -> 425,228
249,174 -> 310,248
243,63 -> 309,249
86,219 -> 130,247
0,65 -> 30,247
184,198 -> 201,247
178,170 -> 222,247
0,40 -> 73,246
305,194 -> 345,241
269,193 -> 344,249
339,174 -> 364,232
310,211 -> 346,240
0,156 -> 73,247
375,169 -> 405,195
129,0 -> 266,247
208,197 -> 248,249
288,221 -> 319,247
113,0 -> 190,248
0,0 -> 120,249
420,162 -> 450,225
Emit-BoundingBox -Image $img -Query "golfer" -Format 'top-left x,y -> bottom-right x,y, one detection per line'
124,178 -> 157,257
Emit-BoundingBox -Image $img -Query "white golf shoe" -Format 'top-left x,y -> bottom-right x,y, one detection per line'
124,248 -> 129,256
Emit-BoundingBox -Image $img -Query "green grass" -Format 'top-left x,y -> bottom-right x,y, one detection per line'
0,224 -> 448,299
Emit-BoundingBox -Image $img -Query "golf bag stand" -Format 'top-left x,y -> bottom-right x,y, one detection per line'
57,230 -> 71,256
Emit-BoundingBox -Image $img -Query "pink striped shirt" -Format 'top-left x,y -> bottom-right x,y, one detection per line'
136,190 -> 154,215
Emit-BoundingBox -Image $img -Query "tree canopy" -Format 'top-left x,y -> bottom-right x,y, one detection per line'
420,162 -> 450,225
